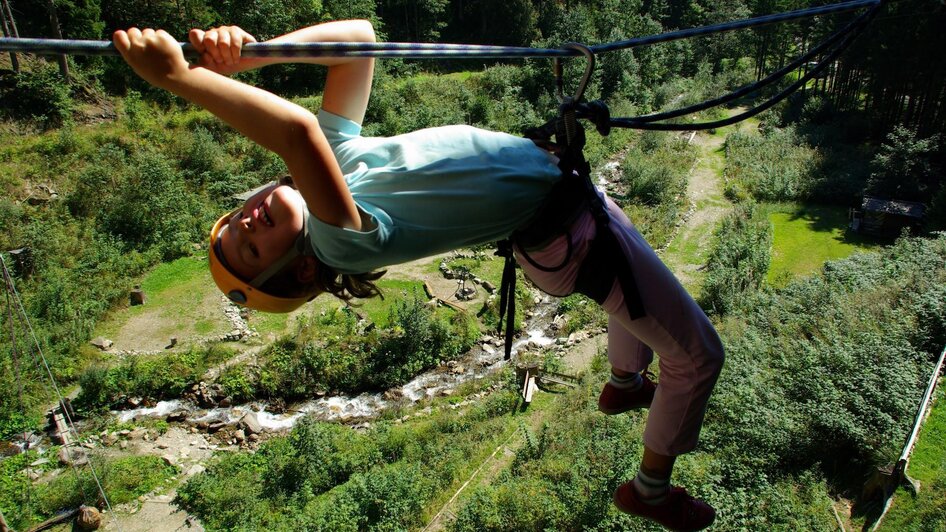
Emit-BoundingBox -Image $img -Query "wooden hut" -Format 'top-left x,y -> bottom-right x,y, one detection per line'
850,196 -> 925,237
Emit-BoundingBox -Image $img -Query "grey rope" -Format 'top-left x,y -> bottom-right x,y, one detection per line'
0,0 -> 877,59
0,254 -> 123,532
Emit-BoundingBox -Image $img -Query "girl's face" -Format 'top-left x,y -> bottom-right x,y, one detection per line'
218,184 -> 306,281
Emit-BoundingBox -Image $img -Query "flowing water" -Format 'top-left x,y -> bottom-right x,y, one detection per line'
113,295 -> 560,430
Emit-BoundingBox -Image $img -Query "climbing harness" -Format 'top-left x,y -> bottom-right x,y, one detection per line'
490,0 -> 881,358
495,44 -> 644,360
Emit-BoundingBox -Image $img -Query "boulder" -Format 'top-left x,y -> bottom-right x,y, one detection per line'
233,429 -> 246,443
241,412 -> 263,435
90,337 -> 113,350
76,505 -> 102,530
58,446 -> 89,467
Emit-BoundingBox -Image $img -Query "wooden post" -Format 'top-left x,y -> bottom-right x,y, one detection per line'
0,0 -> 19,72
44,0 -> 69,80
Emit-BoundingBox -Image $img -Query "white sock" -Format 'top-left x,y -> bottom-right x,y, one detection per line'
609,370 -> 643,391
632,469 -> 670,505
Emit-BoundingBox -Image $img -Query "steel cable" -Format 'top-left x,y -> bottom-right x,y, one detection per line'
0,0 -> 878,59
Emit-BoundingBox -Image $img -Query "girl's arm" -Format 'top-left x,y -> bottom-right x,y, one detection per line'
189,21 -> 375,125
112,24 -> 372,231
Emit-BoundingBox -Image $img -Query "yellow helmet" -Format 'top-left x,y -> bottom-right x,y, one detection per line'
208,208 -> 315,313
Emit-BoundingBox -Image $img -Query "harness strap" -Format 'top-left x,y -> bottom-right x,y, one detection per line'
496,240 -> 517,360
496,101 -> 643,360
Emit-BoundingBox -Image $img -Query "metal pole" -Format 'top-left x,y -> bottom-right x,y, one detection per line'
0,0 -> 878,59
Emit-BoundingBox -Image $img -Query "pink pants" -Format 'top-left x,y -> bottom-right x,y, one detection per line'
514,193 -> 725,456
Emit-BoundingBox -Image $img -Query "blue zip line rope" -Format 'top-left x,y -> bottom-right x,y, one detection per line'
0,0 -> 878,59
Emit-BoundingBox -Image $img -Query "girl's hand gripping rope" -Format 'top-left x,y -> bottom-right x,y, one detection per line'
112,28 -> 189,90
189,26 -> 257,75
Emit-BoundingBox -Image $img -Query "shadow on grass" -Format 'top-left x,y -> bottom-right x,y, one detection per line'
821,459 -> 890,532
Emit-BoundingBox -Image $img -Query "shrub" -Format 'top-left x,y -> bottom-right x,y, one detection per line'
699,202 -> 772,315
75,345 -> 233,411
724,126 -> 819,202
0,64 -> 73,127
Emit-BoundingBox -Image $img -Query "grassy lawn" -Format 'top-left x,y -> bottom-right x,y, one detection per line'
95,255 -> 230,350
766,203 -> 881,287
877,379 -> 946,531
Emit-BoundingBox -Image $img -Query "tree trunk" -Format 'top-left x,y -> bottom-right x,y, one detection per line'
0,0 -> 18,72
45,0 -> 69,80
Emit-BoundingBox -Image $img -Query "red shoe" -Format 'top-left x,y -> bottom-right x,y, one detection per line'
613,482 -> 716,532
597,375 -> 656,414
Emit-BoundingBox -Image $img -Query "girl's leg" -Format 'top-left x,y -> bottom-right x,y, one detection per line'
517,194 -> 722,530
599,196 -> 724,456
607,315 -> 653,374
516,195 -> 724,455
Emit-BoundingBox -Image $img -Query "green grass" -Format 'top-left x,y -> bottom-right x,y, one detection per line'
2,453 -> 177,530
95,255 -> 231,344
766,203 -> 881,287
876,380 -> 946,531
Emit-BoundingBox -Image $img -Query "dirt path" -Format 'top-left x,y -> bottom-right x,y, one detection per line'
104,427 -> 219,532
662,112 -> 756,294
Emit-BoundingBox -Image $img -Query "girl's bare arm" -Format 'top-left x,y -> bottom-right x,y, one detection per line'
112,25 -> 365,230
189,21 -> 375,125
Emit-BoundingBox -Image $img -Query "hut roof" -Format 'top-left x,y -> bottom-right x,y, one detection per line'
861,196 -> 925,218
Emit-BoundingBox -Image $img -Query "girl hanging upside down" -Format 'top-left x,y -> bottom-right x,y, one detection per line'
113,20 -> 724,531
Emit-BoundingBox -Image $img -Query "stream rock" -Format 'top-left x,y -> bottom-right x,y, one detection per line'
241,412 -> 263,435
76,505 -> 102,531
166,410 -> 188,422
58,446 -> 89,467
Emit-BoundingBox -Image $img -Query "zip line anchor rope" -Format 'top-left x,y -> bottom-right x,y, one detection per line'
0,254 -> 124,532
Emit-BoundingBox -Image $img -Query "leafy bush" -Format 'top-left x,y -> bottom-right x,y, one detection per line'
0,65 -> 74,127
867,126 -> 942,203
246,294 -> 480,400
75,345 -> 234,411
699,202 -> 772,315
2,453 -> 175,529
178,381 -> 520,529
705,234 -> 946,484
724,126 -> 819,202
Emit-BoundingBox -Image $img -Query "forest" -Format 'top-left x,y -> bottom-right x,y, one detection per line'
1,0 -> 945,530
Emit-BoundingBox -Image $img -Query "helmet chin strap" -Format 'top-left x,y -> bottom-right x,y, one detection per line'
248,209 -> 315,289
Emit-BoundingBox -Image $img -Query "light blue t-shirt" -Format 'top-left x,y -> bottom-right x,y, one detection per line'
308,110 -> 562,274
